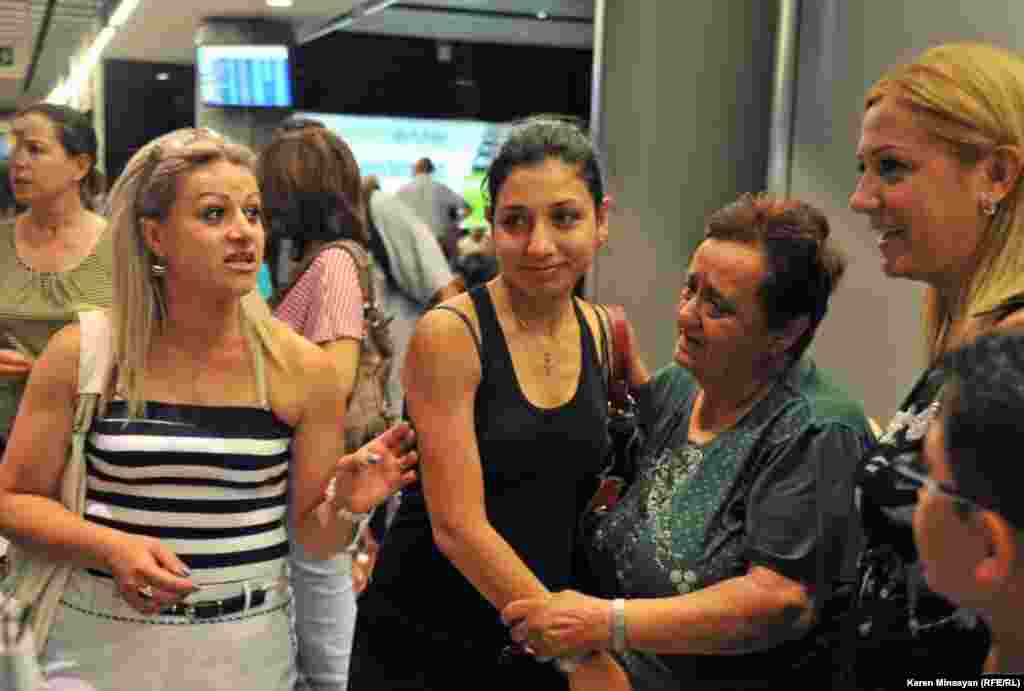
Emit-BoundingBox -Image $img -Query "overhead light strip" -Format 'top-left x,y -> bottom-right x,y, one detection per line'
46,0 -> 141,104
299,0 -> 401,45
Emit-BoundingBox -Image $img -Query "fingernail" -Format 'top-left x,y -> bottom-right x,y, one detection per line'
179,566 -> 192,577
366,453 -> 382,466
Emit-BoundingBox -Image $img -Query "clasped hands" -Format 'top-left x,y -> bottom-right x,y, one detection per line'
501,590 -> 613,660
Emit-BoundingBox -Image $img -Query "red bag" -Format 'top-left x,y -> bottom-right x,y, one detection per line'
590,304 -> 642,512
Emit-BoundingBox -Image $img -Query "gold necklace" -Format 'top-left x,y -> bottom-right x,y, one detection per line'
510,309 -> 558,377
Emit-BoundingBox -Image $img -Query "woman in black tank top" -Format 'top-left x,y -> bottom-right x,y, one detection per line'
349,118 -> 628,690
844,42 -> 1024,689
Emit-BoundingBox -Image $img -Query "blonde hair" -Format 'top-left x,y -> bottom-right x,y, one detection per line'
107,128 -> 284,417
867,42 -> 1024,357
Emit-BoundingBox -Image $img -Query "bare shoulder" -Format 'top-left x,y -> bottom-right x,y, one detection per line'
265,319 -> 342,425
415,291 -> 481,351
40,322 -> 82,387
405,292 -> 483,393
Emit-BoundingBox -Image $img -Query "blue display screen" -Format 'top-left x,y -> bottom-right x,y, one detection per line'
197,45 -> 293,108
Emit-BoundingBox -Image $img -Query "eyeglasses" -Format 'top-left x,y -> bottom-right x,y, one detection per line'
890,461 -> 984,514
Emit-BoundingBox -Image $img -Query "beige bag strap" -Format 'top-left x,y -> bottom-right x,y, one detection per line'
334,241 -> 375,307
4,310 -> 111,653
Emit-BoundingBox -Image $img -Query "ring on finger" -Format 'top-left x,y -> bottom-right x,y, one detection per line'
138,584 -> 154,599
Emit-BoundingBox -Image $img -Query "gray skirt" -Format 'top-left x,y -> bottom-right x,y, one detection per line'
41,568 -> 297,691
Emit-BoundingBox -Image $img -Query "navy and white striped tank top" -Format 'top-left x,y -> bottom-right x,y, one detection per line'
83,401 -> 294,585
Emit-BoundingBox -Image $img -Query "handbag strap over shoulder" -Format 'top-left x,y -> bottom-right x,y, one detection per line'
594,304 -> 633,411
278,240 -> 378,312
320,240 -> 377,311
4,310 -> 112,654
66,309 -> 113,508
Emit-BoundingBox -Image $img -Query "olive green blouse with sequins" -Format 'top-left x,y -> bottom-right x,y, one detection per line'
0,218 -> 114,435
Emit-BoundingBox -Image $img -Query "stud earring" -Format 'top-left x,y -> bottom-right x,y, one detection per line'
151,257 -> 167,278
981,195 -> 998,217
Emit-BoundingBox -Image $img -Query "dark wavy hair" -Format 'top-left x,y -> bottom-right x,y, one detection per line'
705,193 -> 847,363
15,103 -> 104,210
940,330 -> 1024,531
483,115 -> 604,214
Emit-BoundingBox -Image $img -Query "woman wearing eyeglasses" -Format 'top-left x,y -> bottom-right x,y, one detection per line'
847,42 -> 1024,689
0,128 -> 417,691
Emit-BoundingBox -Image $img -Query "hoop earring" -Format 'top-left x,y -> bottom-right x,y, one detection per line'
981,195 -> 998,217
151,258 -> 167,278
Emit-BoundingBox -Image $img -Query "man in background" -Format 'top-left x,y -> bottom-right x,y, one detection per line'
396,157 -> 469,262
362,175 -> 462,413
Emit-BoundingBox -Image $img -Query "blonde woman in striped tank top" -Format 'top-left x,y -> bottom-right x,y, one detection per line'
0,128 -> 418,691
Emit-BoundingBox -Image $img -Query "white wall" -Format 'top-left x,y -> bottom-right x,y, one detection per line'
790,0 -> 1024,419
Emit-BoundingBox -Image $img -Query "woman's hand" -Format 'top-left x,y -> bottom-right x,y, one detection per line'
102,533 -> 198,615
0,349 -> 33,377
503,590 -> 613,659
326,422 -> 418,515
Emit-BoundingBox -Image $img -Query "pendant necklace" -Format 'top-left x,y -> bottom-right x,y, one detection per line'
511,310 -> 556,376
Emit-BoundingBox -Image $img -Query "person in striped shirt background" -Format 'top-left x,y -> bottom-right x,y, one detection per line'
260,118 -> 380,691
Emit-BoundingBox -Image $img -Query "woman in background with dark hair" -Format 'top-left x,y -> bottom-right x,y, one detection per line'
504,194 -> 872,690
258,119 -> 371,691
0,104 -> 111,452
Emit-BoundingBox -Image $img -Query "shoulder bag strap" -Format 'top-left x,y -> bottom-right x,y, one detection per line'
17,310 -> 111,654
329,240 -> 376,311
592,303 -> 613,399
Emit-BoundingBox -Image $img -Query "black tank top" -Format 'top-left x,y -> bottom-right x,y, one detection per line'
364,285 -> 609,649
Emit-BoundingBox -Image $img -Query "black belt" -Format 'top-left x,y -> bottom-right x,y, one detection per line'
160,586 -> 270,620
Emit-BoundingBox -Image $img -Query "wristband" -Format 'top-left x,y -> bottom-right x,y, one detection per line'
335,504 -> 373,554
611,598 -> 627,653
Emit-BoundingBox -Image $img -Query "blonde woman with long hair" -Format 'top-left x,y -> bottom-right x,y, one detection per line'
0,128 -> 416,691
849,41 -> 1024,687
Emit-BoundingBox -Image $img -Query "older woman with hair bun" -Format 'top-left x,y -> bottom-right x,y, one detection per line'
504,193 -> 873,690
0,127 -> 417,691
